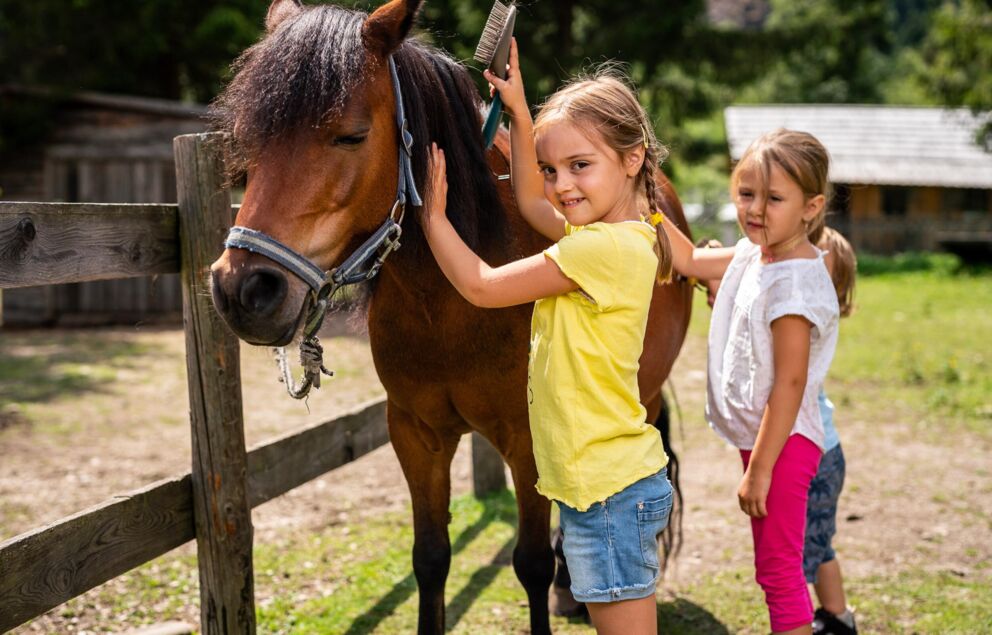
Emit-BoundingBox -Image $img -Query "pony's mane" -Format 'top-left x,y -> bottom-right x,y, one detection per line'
211,3 -> 507,254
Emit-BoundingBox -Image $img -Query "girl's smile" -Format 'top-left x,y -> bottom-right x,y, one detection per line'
535,121 -> 642,225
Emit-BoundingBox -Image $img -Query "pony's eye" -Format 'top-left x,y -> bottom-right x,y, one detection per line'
333,135 -> 367,146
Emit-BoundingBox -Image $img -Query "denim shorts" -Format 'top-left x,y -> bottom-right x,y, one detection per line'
557,468 -> 673,603
803,444 -> 846,582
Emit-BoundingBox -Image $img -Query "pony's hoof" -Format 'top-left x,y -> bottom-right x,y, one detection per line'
548,584 -> 588,620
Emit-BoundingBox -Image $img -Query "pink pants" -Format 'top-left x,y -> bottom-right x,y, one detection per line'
741,434 -> 822,633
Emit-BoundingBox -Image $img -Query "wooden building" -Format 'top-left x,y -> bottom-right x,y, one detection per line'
0,87 -> 208,325
724,104 -> 992,255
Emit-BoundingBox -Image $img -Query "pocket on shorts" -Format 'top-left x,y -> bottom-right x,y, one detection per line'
636,490 -> 673,569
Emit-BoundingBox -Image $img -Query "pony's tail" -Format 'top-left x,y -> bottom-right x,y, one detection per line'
654,393 -> 683,571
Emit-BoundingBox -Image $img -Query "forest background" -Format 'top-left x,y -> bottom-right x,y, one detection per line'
0,0 -> 989,210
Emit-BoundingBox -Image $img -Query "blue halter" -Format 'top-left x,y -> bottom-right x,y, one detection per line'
223,57 -> 422,397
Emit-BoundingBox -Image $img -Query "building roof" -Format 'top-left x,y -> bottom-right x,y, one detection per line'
724,104 -> 992,189
1,85 -> 208,119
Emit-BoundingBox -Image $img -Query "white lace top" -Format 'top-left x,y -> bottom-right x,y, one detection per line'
706,238 -> 840,450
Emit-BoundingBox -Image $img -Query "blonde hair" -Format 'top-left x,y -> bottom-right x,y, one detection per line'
731,129 -> 831,242
816,227 -> 857,317
533,70 -> 674,283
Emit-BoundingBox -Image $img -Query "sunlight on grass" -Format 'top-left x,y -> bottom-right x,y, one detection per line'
686,254 -> 992,438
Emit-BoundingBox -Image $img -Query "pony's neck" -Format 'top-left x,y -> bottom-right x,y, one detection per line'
389,42 -> 508,262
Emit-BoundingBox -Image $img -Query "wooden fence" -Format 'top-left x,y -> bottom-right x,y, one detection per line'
0,132 -> 506,633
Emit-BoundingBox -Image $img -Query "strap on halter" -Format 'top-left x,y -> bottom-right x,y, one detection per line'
222,54 -> 422,399
390,57 -> 423,208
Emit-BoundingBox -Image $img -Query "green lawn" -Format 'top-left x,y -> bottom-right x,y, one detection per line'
688,253 -> 992,438
9,254 -> 992,633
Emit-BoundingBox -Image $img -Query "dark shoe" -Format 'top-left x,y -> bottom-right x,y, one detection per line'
548,526 -> 589,621
813,607 -> 858,635
548,581 -> 588,620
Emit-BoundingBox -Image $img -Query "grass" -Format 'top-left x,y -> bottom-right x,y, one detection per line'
8,253 -> 992,633
688,251 -> 992,438
39,493 -> 992,633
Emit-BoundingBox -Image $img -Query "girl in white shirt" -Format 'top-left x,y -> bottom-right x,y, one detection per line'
658,129 -> 839,635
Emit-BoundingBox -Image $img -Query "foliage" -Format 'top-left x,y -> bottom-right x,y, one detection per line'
739,0 -> 892,104
0,0 -> 266,102
916,0 -> 992,145
0,0 -> 985,195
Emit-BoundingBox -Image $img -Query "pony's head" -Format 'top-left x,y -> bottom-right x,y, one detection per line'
209,0 -> 424,345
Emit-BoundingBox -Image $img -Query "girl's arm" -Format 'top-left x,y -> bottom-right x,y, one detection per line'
738,314 -> 812,518
484,39 -> 565,241
423,144 -> 577,308
658,216 -> 736,281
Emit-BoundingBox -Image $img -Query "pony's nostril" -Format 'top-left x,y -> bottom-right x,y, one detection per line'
239,268 -> 288,316
211,270 -> 230,313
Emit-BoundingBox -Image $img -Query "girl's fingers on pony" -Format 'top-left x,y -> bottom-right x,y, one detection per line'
425,144 -> 448,221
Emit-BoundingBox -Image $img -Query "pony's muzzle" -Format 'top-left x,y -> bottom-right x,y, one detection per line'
237,266 -> 288,317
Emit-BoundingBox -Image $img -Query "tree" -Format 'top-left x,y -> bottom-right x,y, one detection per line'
917,0 -> 992,145
0,0 -> 266,102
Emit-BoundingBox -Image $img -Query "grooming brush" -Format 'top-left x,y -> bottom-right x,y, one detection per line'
474,0 -> 517,149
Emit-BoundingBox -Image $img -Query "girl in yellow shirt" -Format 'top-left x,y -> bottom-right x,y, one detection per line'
422,40 -> 674,634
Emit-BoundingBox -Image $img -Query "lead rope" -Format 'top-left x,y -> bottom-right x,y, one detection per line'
274,339 -> 332,400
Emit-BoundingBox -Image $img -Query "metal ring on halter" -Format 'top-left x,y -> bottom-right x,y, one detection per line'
222,55 -> 422,399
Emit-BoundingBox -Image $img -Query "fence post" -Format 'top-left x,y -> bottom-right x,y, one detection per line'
174,132 -> 256,634
471,432 -> 506,497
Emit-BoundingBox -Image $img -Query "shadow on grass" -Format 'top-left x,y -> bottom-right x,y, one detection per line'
446,536 -> 515,630
0,330 -> 161,410
657,597 -> 732,634
342,490 -> 517,635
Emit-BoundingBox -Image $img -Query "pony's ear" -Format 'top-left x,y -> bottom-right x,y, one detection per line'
266,0 -> 303,33
362,0 -> 423,58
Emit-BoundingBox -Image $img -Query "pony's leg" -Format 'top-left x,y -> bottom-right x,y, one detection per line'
505,442 -> 555,635
388,405 -> 460,635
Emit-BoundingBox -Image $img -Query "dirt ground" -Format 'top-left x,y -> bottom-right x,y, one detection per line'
2,314 -> 990,633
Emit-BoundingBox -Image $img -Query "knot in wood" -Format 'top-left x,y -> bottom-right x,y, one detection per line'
17,217 -> 36,242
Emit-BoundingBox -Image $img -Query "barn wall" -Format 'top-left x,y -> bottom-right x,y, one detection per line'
2,102 -> 205,326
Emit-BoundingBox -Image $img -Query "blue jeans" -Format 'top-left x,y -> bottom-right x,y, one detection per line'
557,468 -> 673,603
803,444 -> 846,582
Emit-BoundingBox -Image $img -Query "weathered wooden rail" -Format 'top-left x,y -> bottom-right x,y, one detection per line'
0,132 -> 505,633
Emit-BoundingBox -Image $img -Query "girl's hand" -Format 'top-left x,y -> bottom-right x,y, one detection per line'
424,143 -> 448,229
738,466 -> 772,518
482,38 -> 527,118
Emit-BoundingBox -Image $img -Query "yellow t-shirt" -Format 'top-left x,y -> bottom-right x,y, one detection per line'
528,220 -> 668,511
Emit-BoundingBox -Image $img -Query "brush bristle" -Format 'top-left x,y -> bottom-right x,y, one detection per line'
473,0 -> 510,65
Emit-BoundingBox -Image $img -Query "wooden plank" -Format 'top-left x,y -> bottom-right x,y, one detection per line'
0,476 -> 194,633
174,132 -> 256,634
0,400 -> 387,632
471,432 -> 507,497
0,202 -> 179,289
247,399 -> 388,507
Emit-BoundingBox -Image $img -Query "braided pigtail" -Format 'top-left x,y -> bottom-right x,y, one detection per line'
641,157 -> 673,284
639,132 -> 674,284
537,72 -> 675,284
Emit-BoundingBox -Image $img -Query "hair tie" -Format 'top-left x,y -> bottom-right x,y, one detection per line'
639,124 -> 650,149
648,211 -> 665,227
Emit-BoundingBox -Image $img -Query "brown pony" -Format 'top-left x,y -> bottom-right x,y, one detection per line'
209,0 -> 692,632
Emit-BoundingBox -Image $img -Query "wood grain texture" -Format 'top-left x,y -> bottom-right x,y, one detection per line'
0,202 -> 179,289
471,432 -> 507,497
0,476 -> 194,633
0,401 -> 387,632
247,399 -> 388,507
174,132 -> 256,635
